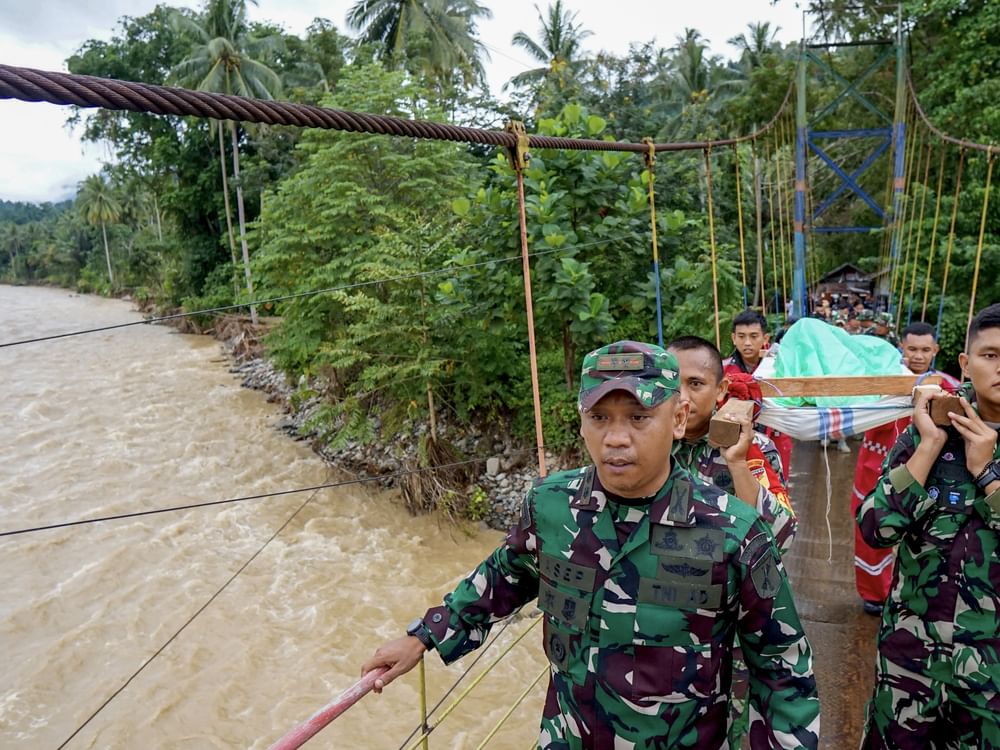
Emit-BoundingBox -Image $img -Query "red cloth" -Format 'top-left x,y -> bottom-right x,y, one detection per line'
851,372 -> 961,603
723,359 -> 793,478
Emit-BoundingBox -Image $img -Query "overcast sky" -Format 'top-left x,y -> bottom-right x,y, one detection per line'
0,0 -> 808,203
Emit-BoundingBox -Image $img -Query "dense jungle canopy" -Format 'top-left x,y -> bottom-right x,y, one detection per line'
2,0 -> 997,459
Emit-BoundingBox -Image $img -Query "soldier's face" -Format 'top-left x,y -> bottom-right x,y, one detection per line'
670,347 -> 726,438
960,326 -> 1000,420
901,333 -> 938,374
579,391 -> 688,498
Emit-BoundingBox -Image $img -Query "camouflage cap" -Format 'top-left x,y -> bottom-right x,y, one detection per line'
578,341 -> 680,411
857,308 -> 874,321
875,311 -> 894,327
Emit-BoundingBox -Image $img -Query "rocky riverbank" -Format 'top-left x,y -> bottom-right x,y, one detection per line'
217,328 -> 564,531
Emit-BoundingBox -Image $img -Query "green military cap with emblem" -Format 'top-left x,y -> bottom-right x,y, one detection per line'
856,308 -> 874,322
578,340 -> 680,410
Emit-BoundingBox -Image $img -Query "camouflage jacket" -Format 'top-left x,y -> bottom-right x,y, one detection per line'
673,432 -> 798,554
422,461 -> 820,749
857,423 -> 1000,688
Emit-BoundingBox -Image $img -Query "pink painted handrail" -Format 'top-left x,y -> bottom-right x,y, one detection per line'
267,667 -> 389,750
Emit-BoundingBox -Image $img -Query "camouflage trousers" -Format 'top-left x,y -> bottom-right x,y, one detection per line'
728,646 -> 750,748
860,658 -> 1000,749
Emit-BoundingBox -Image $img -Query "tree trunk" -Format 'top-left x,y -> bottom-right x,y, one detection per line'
230,120 -> 258,326
218,123 -> 240,299
101,220 -> 114,286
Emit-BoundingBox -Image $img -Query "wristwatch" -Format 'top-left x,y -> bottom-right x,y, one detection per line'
406,617 -> 434,649
975,459 -> 1000,491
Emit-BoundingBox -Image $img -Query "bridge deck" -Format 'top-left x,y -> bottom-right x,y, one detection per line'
783,439 -> 879,749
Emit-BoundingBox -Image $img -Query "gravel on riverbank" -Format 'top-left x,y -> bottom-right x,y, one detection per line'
219,334 -> 564,531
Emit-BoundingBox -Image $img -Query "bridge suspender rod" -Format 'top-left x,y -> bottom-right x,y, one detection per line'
704,147 -> 722,349
935,148 -> 966,341
774,116 -> 790,312
732,144 -> 749,308
506,121 -> 546,477
643,138 -> 665,347
920,144 -> 948,320
906,140 -> 934,326
766,139 -> 780,317
965,152 -> 995,349
894,114 -> 923,328
751,138 -> 767,313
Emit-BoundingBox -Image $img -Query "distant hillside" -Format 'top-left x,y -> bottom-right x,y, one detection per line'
0,199 -> 73,225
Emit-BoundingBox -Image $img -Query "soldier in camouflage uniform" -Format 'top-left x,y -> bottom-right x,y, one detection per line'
870,312 -> 900,347
856,308 -> 875,335
363,341 -> 820,749
857,303 -> 1000,747
668,335 -> 796,553
668,335 -> 798,747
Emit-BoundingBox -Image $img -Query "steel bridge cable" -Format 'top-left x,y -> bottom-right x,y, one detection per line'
0,453 -> 538,538
0,64 -> 795,154
703,147 -> 721,348
0,234 -> 640,350
55,470 -> 333,749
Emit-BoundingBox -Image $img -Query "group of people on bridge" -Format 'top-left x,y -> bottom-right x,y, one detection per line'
359,301 -> 1000,749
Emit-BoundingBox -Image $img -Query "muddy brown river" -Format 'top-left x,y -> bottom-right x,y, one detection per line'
0,285 -> 545,749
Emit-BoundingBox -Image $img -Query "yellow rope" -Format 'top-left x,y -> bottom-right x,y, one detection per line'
965,151 -> 995,346
418,656 -> 430,750
752,138 -> 768,311
765,139 -> 779,316
782,112 -> 796,299
920,144 -> 948,319
733,144 -> 749,301
403,615 -> 542,750
704,147 -> 722,348
889,104 -> 918,314
895,120 -> 924,327
774,116 -> 789,310
906,140 -> 934,325
937,148 -> 967,316
474,666 -> 548,749
643,138 -> 660,266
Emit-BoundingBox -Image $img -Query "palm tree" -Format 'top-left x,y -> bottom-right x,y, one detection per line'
77,175 -> 121,286
506,0 -> 592,89
347,0 -> 491,86
728,21 -> 782,71
170,0 -> 282,324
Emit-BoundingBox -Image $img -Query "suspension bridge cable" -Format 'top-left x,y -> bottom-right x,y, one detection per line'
55,471 -> 333,749
0,234 -> 640,350
935,147 -> 966,339
0,453 -> 523,538
703,147 -> 721,348
732,143 -> 749,308
920,143 -> 948,319
0,64 -> 795,155
906,140 -> 934,325
965,152 -> 995,346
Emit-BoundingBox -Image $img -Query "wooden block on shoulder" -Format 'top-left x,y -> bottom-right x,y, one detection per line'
912,384 -> 963,426
929,393 -> 964,426
709,399 -> 755,448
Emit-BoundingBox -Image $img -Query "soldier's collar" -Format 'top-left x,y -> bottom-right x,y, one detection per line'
650,461 -> 697,526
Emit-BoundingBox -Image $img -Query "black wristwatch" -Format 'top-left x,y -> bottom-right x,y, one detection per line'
406,617 -> 434,649
975,459 -> 1000,491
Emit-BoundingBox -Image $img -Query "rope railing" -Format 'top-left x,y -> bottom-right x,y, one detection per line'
0,63 -> 793,155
